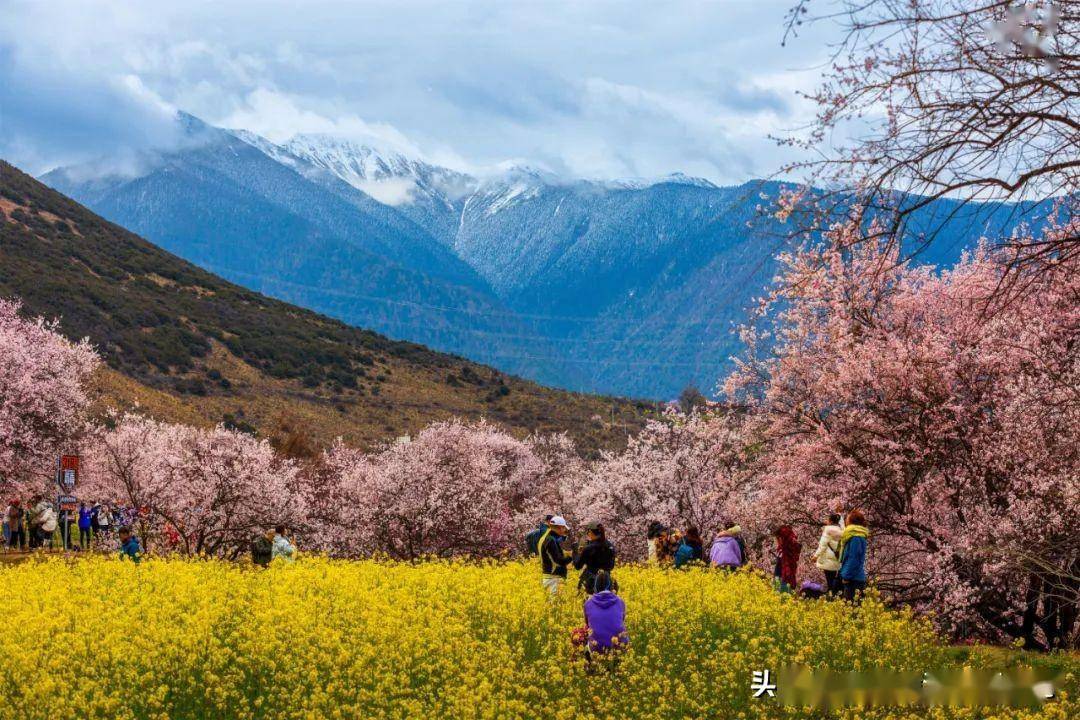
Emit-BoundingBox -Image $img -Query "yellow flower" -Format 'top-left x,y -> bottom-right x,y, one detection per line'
0,556 -> 1074,720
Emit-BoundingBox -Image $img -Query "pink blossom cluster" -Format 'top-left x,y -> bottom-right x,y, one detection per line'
82,413 -> 303,557
304,420 -> 548,559
0,299 -> 98,495
565,411 -> 758,557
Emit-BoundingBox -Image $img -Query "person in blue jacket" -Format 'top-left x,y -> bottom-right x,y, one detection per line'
118,526 -> 142,564
838,509 -> 869,603
77,502 -> 94,549
673,527 -> 704,569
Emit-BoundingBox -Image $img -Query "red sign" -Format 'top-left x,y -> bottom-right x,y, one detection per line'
58,455 -> 79,490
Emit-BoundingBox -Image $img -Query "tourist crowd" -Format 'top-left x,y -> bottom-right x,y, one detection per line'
522,509 -> 871,665
4,488 -> 870,669
2,497 -> 124,550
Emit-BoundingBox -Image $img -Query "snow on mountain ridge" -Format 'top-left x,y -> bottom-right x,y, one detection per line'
283,133 -> 477,208
480,182 -> 544,216
256,129 -> 721,209
230,129 -> 303,170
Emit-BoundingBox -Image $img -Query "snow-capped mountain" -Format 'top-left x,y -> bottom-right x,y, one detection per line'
41,112 -> 1024,399
284,134 -> 473,206
272,133 -> 474,244
41,114 -> 579,387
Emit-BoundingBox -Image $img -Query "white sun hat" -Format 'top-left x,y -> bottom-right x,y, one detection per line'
549,516 -> 569,528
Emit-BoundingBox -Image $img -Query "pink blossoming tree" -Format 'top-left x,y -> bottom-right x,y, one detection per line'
0,298 -> 99,496
85,413 -> 303,557
577,410 -> 758,558
726,219 -> 1080,648
312,420 -> 550,559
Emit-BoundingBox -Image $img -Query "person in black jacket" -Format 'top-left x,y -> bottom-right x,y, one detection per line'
574,521 -> 616,594
524,515 -> 554,555
251,528 -> 274,568
538,516 -> 573,595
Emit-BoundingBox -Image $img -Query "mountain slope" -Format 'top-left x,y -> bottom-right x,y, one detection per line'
0,160 -> 651,453
282,133 -> 475,245
448,176 -> 1039,397
41,114 -> 578,387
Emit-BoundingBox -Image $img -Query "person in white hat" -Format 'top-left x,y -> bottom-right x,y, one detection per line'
537,515 -> 573,595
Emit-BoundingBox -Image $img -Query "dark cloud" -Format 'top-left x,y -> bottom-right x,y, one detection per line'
0,44 -> 179,174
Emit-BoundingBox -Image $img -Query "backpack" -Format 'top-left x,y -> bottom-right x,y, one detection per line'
524,526 -> 545,555
674,541 -> 698,568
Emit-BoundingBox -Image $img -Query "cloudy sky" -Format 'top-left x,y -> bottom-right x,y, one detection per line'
0,0 -> 837,182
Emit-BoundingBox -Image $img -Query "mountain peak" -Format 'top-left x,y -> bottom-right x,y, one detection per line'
286,132 -> 419,170
660,172 -> 717,189
174,111 -> 235,145
281,133 -> 477,208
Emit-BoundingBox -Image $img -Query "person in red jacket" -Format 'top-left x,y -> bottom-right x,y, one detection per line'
773,525 -> 801,593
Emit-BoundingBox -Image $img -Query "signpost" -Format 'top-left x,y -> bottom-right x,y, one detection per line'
56,455 -> 79,550
59,455 -> 78,489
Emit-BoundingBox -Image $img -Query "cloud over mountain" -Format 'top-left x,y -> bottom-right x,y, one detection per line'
1,0 -> 832,181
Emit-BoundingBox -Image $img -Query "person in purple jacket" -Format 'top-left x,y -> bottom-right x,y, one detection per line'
709,521 -> 745,570
583,570 -> 629,664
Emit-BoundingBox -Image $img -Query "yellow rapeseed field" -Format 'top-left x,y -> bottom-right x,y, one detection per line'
0,557 -> 1074,720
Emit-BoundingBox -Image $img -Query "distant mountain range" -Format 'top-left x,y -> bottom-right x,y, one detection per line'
41,112 -> 1035,399
1,161 -> 649,453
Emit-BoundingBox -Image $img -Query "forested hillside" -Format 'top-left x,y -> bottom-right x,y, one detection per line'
0,161 -> 651,453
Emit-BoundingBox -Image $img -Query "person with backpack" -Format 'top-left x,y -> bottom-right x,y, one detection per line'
251,528 -> 274,567
773,525 -> 800,593
525,515 -> 554,555
538,515 -> 573,594
709,521 -> 745,570
35,499 -> 57,550
811,513 -> 844,596
838,509 -> 869,603
673,527 -> 704,569
573,521 -> 615,594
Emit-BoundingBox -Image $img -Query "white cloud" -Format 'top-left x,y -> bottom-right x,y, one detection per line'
221,88 -> 424,157
0,0 -> 840,180
115,74 -> 176,117
355,177 -> 418,206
